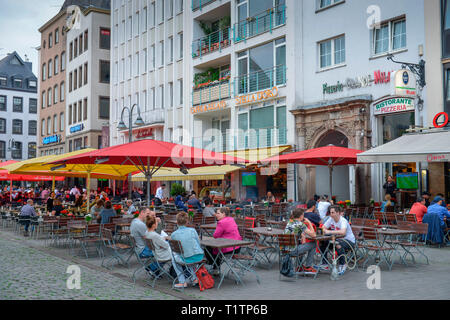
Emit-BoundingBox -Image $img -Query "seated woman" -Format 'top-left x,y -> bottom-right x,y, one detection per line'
284,208 -> 317,274
202,198 -> 215,217
51,199 -> 64,216
381,194 -> 394,213
170,212 -> 204,288
91,199 -> 104,223
99,201 -> 116,224
205,207 -> 242,276
144,215 -> 174,273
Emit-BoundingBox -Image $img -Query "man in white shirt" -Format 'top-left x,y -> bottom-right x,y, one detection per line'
155,184 -> 166,205
70,186 -> 81,197
317,196 -> 331,221
323,206 -> 355,275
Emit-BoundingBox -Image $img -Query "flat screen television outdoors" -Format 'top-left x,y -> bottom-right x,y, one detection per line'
242,172 -> 257,186
396,172 -> 419,190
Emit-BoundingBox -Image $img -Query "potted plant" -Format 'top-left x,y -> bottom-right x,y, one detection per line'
133,211 -> 140,218
188,208 -> 195,219
113,204 -> 122,215
235,207 -> 242,216
85,214 -> 92,223
345,200 -> 351,207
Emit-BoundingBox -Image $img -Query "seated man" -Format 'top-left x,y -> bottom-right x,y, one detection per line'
187,194 -> 202,213
130,208 -> 153,259
427,196 -> 450,230
122,199 -> 137,217
19,199 -> 36,236
409,197 -> 427,223
322,205 -> 356,276
304,199 -> 322,228
284,208 -> 317,274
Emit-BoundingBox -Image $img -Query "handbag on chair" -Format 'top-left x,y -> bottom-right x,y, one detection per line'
195,265 -> 214,291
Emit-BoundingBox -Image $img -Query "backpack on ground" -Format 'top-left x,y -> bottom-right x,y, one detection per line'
195,265 -> 214,291
280,254 -> 294,278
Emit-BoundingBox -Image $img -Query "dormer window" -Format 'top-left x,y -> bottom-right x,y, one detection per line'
0,76 -> 6,86
13,78 -> 22,88
28,79 -> 37,88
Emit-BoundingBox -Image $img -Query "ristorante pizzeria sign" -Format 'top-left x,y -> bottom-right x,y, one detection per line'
373,96 -> 415,115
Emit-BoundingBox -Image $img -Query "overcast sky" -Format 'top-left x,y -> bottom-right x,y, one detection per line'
0,0 -> 65,75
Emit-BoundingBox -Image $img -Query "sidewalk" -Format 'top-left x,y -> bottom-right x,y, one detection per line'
1,229 -> 449,300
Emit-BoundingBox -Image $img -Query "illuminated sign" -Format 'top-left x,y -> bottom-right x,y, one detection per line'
70,123 -> 84,134
393,69 -> 417,97
43,135 -> 61,145
427,154 -> 449,162
373,97 -> 415,115
323,70 -> 392,94
191,101 -> 228,114
235,87 -> 279,105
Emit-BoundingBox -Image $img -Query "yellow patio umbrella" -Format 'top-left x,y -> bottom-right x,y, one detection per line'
0,148 -> 136,210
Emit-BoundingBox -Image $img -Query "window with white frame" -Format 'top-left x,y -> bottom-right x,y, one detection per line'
151,44 -> 155,69
135,52 -> 139,76
60,82 -> 65,102
160,0 -> 165,23
179,32 -> 183,59
134,11 -> 139,36
178,79 -> 183,105
318,35 -> 345,69
143,48 -> 148,73
168,0 -> 173,18
169,36 -> 173,63
142,7 -> 148,31
160,41 -> 164,66
317,0 -> 344,10
54,55 -> 59,75
61,51 -> 66,71
169,82 -> 173,108
373,18 -> 406,55
151,2 -> 156,27
128,16 -> 132,39
160,85 -> 164,109
152,87 -> 155,110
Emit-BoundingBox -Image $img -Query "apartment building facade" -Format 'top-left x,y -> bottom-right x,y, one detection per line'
38,9 -> 68,156
66,6 -> 111,152
110,0 -> 185,147
0,52 -> 38,161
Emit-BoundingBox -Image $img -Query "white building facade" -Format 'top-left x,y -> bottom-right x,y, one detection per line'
0,52 -> 38,161
110,0 -> 186,146
292,0 -> 427,203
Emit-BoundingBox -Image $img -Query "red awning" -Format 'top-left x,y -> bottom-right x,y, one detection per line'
0,161 -> 65,181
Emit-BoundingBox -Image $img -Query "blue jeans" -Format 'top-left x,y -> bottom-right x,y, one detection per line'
139,247 -> 160,272
173,253 -> 199,284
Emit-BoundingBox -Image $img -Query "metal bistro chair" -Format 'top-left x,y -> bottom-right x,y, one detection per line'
373,211 -> 386,225
101,228 -> 134,270
276,233 -> 306,280
144,238 -> 175,287
168,239 -> 206,291
130,236 -> 157,284
359,227 -> 394,271
75,224 -> 104,259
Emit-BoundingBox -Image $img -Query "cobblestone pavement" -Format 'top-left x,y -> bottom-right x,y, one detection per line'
0,232 -> 179,300
1,228 -> 450,300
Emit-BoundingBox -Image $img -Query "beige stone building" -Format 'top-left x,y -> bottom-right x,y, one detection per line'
38,9 -> 68,156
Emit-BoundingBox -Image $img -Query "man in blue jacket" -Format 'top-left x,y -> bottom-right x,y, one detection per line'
427,196 -> 450,229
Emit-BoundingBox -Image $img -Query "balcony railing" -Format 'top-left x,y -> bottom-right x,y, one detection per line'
192,80 -> 232,106
192,127 -> 287,152
192,0 -> 217,11
143,109 -> 165,125
234,5 -> 286,43
192,27 -> 232,59
235,65 -> 286,96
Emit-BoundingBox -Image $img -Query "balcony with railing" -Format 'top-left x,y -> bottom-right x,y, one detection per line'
192,0 -> 218,11
192,27 -> 232,59
235,64 -> 286,96
192,79 -> 232,106
234,5 -> 286,43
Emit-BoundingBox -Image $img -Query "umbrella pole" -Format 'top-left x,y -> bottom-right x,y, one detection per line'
329,166 -> 333,200
86,172 -> 91,213
147,175 -> 151,207
10,179 -> 12,203
52,176 -> 55,192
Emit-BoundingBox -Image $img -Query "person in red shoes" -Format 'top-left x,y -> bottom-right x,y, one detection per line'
283,208 -> 318,274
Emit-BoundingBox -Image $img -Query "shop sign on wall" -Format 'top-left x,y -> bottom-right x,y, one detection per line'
373,96 -> 415,115
235,87 -> 279,105
323,70 -> 392,95
393,69 -> 417,97
191,101 -> 228,114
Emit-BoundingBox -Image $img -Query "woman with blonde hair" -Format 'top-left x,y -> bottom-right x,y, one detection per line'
381,194 -> 394,213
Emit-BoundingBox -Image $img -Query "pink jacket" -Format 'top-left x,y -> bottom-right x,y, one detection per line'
213,216 -> 242,254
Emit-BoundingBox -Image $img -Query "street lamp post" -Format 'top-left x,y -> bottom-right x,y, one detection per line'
117,103 -> 145,200
7,138 -> 18,202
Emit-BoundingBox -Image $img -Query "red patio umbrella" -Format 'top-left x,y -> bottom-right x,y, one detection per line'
49,139 -> 247,205
260,145 -> 363,198
0,160 -> 65,202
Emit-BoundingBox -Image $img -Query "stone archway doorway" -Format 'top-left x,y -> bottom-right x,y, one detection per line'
314,130 -> 351,202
